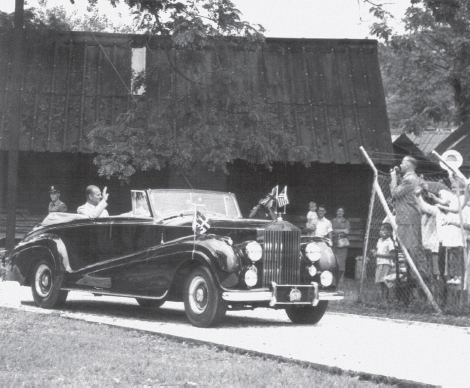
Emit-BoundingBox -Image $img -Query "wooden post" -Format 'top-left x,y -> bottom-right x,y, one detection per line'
0,151 -> 5,208
5,0 -> 25,253
358,182 -> 376,302
360,146 -> 442,314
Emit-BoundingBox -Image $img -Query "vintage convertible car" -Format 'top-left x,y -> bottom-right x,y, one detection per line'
7,189 -> 344,327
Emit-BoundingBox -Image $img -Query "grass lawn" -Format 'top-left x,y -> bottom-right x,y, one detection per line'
0,307 -> 392,387
330,278 -> 470,327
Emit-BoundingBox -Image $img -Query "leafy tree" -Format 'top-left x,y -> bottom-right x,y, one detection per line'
82,0 -> 313,180
0,0 -> 132,32
2,0 -> 314,182
370,0 -> 468,134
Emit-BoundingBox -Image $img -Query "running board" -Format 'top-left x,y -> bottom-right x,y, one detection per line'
61,288 -> 168,300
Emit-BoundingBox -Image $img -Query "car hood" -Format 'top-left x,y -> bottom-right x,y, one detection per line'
161,215 -> 275,230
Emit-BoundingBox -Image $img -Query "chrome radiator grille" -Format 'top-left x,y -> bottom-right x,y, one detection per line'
262,228 -> 301,286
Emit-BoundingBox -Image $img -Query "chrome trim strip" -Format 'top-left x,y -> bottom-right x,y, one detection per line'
61,288 -> 168,300
222,289 -> 344,303
319,291 -> 344,300
267,284 -> 318,288
222,291 -> 272,302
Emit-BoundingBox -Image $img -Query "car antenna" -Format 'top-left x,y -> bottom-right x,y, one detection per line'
183,173 -> 194,189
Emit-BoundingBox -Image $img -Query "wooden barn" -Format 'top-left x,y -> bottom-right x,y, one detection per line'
0,30 -> 393,269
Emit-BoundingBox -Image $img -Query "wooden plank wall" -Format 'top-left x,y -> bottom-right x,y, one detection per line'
0,32 -> 393,164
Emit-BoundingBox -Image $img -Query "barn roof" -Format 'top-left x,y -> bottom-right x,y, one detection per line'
0,31 -> 392,164
392,133 -> 424,157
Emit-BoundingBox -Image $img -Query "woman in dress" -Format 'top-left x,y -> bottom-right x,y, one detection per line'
332,207 -> 350,283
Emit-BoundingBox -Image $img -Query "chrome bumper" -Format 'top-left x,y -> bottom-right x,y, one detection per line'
222,282 -> 344,306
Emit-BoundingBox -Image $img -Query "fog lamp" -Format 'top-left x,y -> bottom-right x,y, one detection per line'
245,241 -> 263,262
305,243 -> 321,262
245,268 -> 258,287
320,271 -> 333,286
308,265 -> 317,277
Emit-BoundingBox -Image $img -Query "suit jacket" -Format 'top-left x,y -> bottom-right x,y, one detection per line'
392,171 -> 422,225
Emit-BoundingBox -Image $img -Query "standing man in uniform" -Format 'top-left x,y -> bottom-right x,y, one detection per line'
390,156 -> 429,283
48,185 -> 67,213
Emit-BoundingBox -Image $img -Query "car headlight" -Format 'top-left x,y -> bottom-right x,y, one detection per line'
245,241 -> 263,262
305,243 -> 322,262
308,265 -> 317,277
320,271 -> 333,286
245,267 -> 258,287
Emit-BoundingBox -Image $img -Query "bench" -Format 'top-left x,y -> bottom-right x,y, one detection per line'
0,213 -> 44,245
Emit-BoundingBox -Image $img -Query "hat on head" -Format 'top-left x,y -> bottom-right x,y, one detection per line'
49,185 -> 60,193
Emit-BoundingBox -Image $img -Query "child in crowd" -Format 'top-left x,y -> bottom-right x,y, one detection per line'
371,223 -> 396,301
415,185 -> 444,281
304,201 -> 318,236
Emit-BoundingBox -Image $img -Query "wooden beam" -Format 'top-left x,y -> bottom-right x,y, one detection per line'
5,0 -> 25,252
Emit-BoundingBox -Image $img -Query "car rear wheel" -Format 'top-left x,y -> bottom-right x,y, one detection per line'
31,259 -> 68,309
135,298 -> 165,308
184,267 -> 226,328
285,301 -> 328,324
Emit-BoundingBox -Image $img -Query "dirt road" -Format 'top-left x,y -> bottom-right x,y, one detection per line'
3,285 -> 470,387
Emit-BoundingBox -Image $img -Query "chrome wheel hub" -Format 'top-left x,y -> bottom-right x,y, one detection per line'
35,264 -> 52,298
188,275 -> 208,315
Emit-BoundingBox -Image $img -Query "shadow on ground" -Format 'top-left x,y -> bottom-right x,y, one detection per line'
21,297 -> 295,329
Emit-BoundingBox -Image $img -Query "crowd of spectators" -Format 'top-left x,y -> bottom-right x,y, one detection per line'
373,156 -> 470,303
303,202 -> 350,284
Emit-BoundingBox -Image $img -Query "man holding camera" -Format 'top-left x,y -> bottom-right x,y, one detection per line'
390,156 -> 430,282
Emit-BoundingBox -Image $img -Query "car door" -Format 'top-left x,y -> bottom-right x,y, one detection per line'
92,219 -> 165,296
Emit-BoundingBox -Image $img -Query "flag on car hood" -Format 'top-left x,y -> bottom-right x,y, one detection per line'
192,211 -> 210,235
260,186 -> 278,208
277,186 -> 289,207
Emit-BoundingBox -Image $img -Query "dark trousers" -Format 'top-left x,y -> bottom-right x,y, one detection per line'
396,223 -> 430,283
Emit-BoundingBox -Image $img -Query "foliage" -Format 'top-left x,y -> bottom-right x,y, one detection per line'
0,0 -> 133,32
84,0 -> 313,180
378,41 -> 455,133
370,0 -> 470,134
88,45 -> 313,180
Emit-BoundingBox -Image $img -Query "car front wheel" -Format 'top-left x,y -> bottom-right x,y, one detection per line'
285,301 -> 328,324
31,259 -> 68,309
184,267 -> 226,328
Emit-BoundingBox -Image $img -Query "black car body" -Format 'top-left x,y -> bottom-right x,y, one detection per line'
7,189 -> 344,327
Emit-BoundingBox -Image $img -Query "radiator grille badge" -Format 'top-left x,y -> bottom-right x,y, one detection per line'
289,288 -> 301,302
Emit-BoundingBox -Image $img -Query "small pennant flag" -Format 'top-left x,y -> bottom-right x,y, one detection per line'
192,211 -> 210,235
260,186 -> 278,208
277,186 -> 289,207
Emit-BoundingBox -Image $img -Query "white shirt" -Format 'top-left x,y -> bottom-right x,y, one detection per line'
441,213 -> 464,247
463,207 -> 470,241
314,218 -> 332,238
442,206 -> 470,245
77,202 -> 109,218
376,237 -> 395,266
307,211 -> 318,225
436,190 -> 464,247
418,199 -> 442,252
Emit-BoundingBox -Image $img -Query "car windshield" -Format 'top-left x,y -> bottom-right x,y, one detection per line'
148,190 -> 241,219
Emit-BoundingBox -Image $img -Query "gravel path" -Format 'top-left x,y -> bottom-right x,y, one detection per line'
2,284 -> 470,387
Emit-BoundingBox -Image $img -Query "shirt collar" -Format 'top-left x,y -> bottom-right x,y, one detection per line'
403,171 -> 417,178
